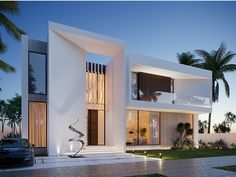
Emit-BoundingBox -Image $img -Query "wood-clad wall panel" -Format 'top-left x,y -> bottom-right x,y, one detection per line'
160,112 -> 193,146
29,102 -> 47,147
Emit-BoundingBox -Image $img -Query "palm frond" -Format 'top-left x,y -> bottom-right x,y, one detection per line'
215,42 -> 227,63
194,49 -> 211,61
0,2 -> 19,15
219,52 -> 236,66
177,52 -> 201,66
0,38 -> 7,53
222,77 -> 230,97
0,13 -> 25,40
221,64 -> 236,73
0,59 -> 15,73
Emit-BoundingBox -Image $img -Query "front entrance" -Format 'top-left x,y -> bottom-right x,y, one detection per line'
86,62 -> 106,146
87,109 -> 105,145
87,110 -> 98,145
28,102 -> 47,155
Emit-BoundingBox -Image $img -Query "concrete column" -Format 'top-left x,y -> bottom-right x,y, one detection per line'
193,114 -> 199,148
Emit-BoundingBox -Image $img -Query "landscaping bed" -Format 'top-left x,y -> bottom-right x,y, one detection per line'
127,149 -> 236,160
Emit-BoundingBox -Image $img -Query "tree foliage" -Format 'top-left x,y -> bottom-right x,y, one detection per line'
0,94 -> 22,137
213,112 -> 236,133
0,2 -> 25,90
177,43 -> 236,133
198,120 -> 208,134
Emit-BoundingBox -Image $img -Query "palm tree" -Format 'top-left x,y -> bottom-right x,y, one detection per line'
0,100 -> 7,133
195,42 -> 236,133
0,2 -> 25,74
5,94 -> 21,135
177,52 -> 201,67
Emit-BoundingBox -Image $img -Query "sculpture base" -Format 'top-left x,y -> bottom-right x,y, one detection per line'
68,155 -> 85,158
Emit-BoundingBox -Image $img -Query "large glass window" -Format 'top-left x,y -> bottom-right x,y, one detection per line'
139,111 -> 160,145
126,110 -> 138,145
28,52 -> 46,94
126,110 -> 160,145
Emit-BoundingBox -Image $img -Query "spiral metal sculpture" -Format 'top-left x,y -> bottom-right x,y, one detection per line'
68,118 -> 85,158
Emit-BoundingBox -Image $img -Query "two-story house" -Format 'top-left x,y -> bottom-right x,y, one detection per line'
21,22 -> 212,156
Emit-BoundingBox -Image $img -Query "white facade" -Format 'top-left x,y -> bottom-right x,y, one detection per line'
22,22 -> 212,155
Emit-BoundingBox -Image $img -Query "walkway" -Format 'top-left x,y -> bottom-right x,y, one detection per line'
1,155 -> 236,177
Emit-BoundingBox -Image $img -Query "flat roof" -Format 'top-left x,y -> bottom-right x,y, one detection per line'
129,54 -> 212,79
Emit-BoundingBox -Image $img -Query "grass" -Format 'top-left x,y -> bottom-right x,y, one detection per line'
215,165 -> 236,172
127,149 -> 236,160
127,174 -> 166,177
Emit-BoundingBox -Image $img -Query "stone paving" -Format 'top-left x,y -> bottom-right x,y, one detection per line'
1,155 -> 236,177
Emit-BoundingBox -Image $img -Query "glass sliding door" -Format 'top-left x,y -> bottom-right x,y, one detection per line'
126,110 -> 160,145
139,111 -> 160,145
29,102 -> 47,147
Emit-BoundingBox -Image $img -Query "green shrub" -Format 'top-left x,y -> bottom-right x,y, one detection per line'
230,143 -> 236,149
198,139 -> 228,149
172,137 -> 194,150
214,139 -> 228,149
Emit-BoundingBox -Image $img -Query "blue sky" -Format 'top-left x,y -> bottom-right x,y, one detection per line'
1,1 -> 236,132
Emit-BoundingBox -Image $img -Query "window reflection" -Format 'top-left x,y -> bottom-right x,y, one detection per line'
28,52 -> 46,94
132,72 -> 138,100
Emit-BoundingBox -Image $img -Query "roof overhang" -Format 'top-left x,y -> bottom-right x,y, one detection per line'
49,21 -> 125,57
129,54 -> 212,79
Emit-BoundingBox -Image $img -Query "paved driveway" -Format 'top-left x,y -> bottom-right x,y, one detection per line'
1,155 -> 236,177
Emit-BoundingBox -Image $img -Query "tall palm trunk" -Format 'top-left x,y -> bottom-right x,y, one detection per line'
1,119 -> 4,133
208,113 -> 212,133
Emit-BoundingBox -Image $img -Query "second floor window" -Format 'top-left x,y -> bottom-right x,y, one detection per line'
28,52 -> 47,94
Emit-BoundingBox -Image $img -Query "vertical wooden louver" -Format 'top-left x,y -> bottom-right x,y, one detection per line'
86,62 -> 105,110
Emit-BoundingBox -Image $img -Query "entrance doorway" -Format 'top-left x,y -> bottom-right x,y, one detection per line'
29,102 -> 47,155
87,109 -> 105,145
86,61 -> 105,145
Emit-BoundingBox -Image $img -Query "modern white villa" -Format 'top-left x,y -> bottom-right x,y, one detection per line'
21,22 -> 212,156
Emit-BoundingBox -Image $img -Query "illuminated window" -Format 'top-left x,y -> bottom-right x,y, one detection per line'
126,110 -> 160,145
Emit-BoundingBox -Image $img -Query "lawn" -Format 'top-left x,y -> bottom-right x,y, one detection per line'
127,149 -> 236,160
215,165 -> 236,172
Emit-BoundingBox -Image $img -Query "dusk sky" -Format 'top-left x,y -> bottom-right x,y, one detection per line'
1,1 -> 236,132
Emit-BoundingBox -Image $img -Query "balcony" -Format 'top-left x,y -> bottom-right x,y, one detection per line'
136,91 -> 211,108
131,88 -> 211,108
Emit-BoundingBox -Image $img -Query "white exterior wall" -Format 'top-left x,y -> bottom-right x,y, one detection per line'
21,35 -> 29,139
106,49 -> 126,151
126,54 -> 212,114
199,133 -> 236,146
48,29 -> 87,155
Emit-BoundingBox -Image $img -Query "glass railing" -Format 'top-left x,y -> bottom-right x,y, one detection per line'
137,91 -> 211,108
